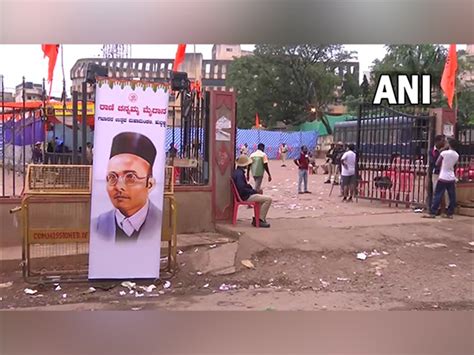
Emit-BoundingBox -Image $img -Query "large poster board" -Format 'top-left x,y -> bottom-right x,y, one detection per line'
88,79 -> 169,279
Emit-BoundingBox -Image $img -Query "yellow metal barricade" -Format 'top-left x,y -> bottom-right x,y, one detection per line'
11,165 -> 178,284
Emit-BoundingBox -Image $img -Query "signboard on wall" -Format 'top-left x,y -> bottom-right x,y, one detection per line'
88,79 -> 169,279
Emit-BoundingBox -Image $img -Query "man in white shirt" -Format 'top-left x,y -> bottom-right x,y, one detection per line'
340,144 -> 357,202
424,138 -> 459,219
92,132 -> 162,242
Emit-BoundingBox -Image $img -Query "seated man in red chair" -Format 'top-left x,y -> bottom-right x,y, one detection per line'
232,155 -> 272,228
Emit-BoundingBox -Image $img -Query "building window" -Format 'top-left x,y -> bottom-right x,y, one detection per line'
226,48 -> 233,52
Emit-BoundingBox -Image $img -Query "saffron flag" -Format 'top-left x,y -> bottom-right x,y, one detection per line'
255,113 -> 260,128
42,44 -> 59,97
173,44 -> 186,71
440,44 -> 457,109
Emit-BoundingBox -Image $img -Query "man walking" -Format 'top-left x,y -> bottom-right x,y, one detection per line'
248,143 -> 272,192
233,155 -> 272,228
424,138 -> 459,219
340,144 -> 357,202
279,143 -> 289,167
294,145 -> 311,194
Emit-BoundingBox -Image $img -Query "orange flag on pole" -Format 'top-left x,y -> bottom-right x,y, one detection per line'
173,44 -> 186,71
255,113 -> 260,128
41,44 -> 59,98
440,44 -> 457,109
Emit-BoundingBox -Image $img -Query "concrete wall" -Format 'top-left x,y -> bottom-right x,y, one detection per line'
0,199 -> 22,247
0,190 -> 215,249
174,190 -> 214,233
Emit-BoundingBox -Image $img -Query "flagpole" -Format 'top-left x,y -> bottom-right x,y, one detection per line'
61,45 -> 66,152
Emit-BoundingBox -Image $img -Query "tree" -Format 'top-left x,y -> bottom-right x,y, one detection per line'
360,74 -> 370,99
226,45 -> 354,132
342,72 -> 360,99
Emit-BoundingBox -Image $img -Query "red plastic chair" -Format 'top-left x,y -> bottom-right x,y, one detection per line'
230,178 -> 260,227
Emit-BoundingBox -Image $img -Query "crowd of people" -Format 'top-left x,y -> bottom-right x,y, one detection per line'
30,138 -> 94,165
234,136 -> 461,228
233,141 -> 359,228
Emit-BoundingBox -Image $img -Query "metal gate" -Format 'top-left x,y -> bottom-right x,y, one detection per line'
356,104 -> 434,207
455,123 -> 473,183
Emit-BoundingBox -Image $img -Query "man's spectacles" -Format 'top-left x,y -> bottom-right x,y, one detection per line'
106,172 -> 148,186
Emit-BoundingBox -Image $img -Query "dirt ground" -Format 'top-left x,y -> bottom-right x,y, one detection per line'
1,160 -> 473,311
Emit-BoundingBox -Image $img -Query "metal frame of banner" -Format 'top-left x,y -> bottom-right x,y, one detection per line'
11,164 -> 178,284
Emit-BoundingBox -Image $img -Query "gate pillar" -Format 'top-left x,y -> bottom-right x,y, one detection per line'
429,108 -> 457,138
210,91 -> 236,222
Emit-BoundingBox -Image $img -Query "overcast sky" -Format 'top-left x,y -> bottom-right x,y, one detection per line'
0,44 -> 465,98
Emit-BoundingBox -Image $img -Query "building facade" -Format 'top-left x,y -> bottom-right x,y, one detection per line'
15,82 -> 43,102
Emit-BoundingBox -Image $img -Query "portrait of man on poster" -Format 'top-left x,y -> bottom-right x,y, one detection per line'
91,131 -> 162,242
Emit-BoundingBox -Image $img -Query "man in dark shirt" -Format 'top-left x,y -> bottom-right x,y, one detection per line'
32,142 -> 43,164
294,145 -> 311,194
232,155 -> 272,228
332,142 -> 345,186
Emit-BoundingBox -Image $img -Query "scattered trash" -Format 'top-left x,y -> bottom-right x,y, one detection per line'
196,271 -> 203,276
178,250 -> 184,255
54,285 -> 62,291
241,259 -> 255,269
138,285 -> 156,293
219,284 -> 230,291
119,291 -> 127,296
121,281 -> 136,290
413,208 -> 423,213
135,292 -> 144,298
31,294 -> 44,298
203,283 -> 210,288
129,290 -> 134,295
0,297 -> 2,301
368,250 -> 381,257
163,281 -> 171,289
469,241 -> 474,246
209,244 -> 217,249
448,264 -> 457,268
303,239 -> 309,243
382,251 -> 389,255
194,248 -> 199,253
356,252 -> 367,261
319,279 -> 329,288
321,255 -> 327,259
62,294 -> 67,299
219,283 -> 237,291
83,287 -> 96,294
24,288 -> 38,295
158,291 -> 165,295
0,282 -> 13,289
148,294 -> 160,297
375,270 -> 383,277
131,307 -> 142,311
336,277 -> 350,282
424,243 -> 448,249
273,260 -> 278,264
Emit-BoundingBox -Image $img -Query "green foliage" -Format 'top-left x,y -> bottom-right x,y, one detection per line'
226,45 -> 354,130
342,72 -> 360,99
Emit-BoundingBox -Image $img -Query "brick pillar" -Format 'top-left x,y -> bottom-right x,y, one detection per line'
210,91 -> 236,222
